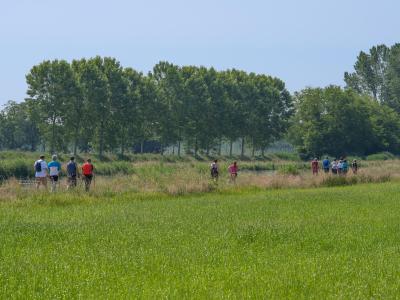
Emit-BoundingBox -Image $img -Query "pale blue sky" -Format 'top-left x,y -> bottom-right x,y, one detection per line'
1,0 -> 399,104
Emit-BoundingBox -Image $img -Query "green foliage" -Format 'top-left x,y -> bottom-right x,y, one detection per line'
288,86 -> 400,157
366,152 -> 396,161
278,164 -> 300,175
13,58 -> 294,157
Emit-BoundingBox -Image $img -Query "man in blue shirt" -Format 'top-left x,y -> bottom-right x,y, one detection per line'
48,155 -> 62,192
322,156 -> 330,173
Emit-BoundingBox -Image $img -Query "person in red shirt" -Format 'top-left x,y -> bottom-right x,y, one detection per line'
228,161 -> 238,183
82,158 -> 94,191
311,158 -> 319,175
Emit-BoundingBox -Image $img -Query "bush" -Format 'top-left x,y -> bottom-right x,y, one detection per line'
366,152 -> 396,161
278,164 -> 299,176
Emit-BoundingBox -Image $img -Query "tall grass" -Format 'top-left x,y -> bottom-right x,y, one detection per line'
2,183 -> 400,298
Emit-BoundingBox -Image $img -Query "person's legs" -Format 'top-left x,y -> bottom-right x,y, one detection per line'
84,175 -> 92,191
50,176 -> 58,192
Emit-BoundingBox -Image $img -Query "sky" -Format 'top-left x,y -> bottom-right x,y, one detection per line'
1,0 -> 399,105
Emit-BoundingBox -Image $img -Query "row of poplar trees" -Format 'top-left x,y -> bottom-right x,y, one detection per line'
0,57 -> 293,157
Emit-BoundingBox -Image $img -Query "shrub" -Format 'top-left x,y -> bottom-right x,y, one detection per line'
278,164 -> 299,176
366,152 -> 396,161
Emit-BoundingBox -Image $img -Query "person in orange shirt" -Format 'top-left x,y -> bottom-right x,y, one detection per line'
82,158 -> 95,191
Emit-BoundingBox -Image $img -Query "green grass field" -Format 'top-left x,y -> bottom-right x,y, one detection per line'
1,183 -> 400,298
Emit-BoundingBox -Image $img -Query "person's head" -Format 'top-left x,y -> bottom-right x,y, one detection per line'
87,158 -> 92,163
214,159 -> 218,163
326,156 -> 329,159
39,155 -> 45,160
233,161 -> 237,166
334,159 -> 337,162
52,155 -> 57,161
70,156 -> 75,161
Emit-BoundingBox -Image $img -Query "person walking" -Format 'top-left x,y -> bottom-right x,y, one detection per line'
342,159 -> 349,175
331,159 -> 338,175
34,155 -> 48,189
82,158 -> 94,191
352,159 -> 358,174
210,159 -> 219,182
311,158 -> 319,175
48,155 -> 62,192
337,159 -> 344,175
66,156 -> 79,189
228,161 -> 238,183
322,156 -> 330,173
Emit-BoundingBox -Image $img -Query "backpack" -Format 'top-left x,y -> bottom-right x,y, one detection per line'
35,160 -> 42,173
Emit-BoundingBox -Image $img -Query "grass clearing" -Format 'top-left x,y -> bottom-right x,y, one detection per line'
1,183 -> 400,298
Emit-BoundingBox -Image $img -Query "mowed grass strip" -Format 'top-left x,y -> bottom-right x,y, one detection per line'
1,184 -> 400,299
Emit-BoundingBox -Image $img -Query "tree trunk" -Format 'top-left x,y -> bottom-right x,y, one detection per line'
218,138 -> 222,156
206,144 -> 210,156
229,140 -> 233,157
261,148 -> 265,157
99,122 -> 104,159
73,126 -> 79,156
241,137 -> 245,158
51,117 -> 56,154
252,138 -> 255,157
177,141 -> 181,157
194,138 -> 198,156
140,141 -> 144,154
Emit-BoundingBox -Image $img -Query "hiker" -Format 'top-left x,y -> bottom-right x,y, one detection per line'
48,155 -> 62,192
337,159 -> 344,175
228,161 -> 238,183
66,156 -> 79,189
322,156 -> 330,173
342,159 -> 349,175
331,159 -> 338,175
210,159 -> 219,181
352,159 -> 358,174
34,155 -> 48,189
311,158 -> 319,175
82,158 -> 94,191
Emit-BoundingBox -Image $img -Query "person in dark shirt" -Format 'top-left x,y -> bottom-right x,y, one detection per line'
66,156 -> 79,189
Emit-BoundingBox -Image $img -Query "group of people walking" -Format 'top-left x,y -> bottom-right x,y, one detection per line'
33,155 -> 95,191
311,157 -> 358,175
210,160 -> 239,183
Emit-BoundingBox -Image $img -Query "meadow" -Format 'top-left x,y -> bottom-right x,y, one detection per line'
1,152 -> 400,298
1,183 -> 400,298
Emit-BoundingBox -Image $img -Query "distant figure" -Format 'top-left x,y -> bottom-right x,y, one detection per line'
48,155 -> 61,192
67,156 -> 78,189
210,159 -> 219,181
331,159 -> 338,175
337,159 -> 344,175
82,158 -> 94,191
322,157 -> 330,173
311,158 -> 319,175
352,159 -> 358,174
342,159 -> 349,175
34,155 -> 48,189
228,161 -> 238,183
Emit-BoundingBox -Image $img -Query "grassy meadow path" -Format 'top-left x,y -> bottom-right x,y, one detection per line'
1,183 -> 400,298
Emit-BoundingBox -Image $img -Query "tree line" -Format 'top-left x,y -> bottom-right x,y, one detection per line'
0,58 -> 293,157
2,43 -> 400,158
290,43 -> 400,157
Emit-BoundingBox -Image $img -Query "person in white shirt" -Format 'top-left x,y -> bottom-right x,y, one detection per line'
34,155 -> 48,189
